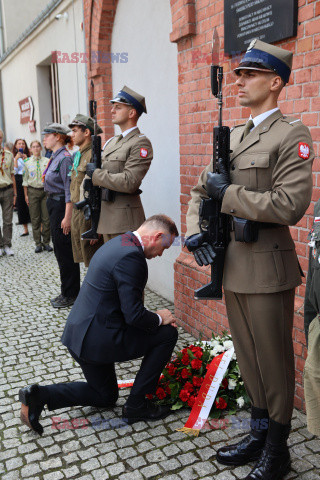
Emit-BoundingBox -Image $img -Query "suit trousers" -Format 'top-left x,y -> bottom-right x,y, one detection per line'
28,187 -> 50,246
225,289 -> 295,424
44,324 -> 178,411
46,197 -> 80,298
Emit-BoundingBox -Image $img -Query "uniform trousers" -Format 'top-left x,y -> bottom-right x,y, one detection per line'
225,289 -> 295,424
43,324 -> 178,411
0,186 -> 13,247
46,196 -> 80,298
28,187 -> 51,247
304,247 -> 320,344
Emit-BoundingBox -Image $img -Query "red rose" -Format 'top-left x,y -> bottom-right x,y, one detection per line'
215,397 -> 227,409
181,355 -> 190,365
184,381 -> 194,392
181,368 -> 190,379
165,385 -> 171,394
187,395 -> 196,407
221,378 -> 228,389
146,394 -> 153,400
194,349 -> 203,359
191,359 -> 202,370
167,364 -> 176,376
156,387 -> 166,400
179,389 -> 190,402
193,376 -> 203,387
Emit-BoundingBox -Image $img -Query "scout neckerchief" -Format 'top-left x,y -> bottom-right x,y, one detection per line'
42,156 -> 53,182
0,149 -> 5,176
72,151 -> 81,177
34,157 -> 41,181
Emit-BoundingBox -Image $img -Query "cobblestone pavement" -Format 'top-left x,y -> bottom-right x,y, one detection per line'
1,213 -> 320,480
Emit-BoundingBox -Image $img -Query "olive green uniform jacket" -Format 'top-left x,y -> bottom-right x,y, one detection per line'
70,144 -> 103,266
186,110 -> 314,293
92,127 -> 153,235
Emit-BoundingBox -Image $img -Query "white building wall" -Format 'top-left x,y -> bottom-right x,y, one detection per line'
0,0 -> 87,145
112,0 -> 180,302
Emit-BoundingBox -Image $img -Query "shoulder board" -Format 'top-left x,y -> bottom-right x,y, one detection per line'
233,123 -> 246,129
281,116 -> 301,125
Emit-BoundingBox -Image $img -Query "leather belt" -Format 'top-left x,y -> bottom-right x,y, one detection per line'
230,218 -> 284,231
0,184 -> 13,192
48,193 -> 65,201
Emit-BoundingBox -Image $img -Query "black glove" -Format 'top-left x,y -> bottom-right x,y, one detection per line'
206,159 -> 231,201
185,234 -> 216,267
86,163 -> 96,179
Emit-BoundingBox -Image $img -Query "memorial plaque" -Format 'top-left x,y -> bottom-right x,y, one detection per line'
224,0 -> 298,55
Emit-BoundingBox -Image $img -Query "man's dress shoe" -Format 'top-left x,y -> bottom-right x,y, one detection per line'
35,246 -> 42,253
122,400 -> 171,425
51,295 -> 76,308
19,384 -> 45,435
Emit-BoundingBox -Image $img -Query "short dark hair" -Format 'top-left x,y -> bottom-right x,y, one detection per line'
143,214 -> 179,237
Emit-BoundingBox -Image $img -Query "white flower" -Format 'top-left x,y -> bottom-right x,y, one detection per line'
228,379 -> 237,390
236,396 -> 245,408
232,352 -> 237,360
223,340 -> 233,350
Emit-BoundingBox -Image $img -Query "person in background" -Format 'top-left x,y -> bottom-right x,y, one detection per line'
23,140 -> 53,254
86,86 -> 153,244
13,139 -> 31,236
303,198 -> 320,437
0,129 -> 17,256
69,114 -> 103,267
4,142 -> 13,153
42,123 -> 80,308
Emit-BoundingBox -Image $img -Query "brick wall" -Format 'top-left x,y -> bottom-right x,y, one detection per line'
171,0 -> 320,411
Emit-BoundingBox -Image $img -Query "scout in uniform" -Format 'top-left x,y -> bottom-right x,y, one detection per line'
43,123 -> 80,308
23,140 -> 53,253
0,129 -> 17,256
68,114 -> 103,266
186,40 -> 314,479
303,199 -> 320,436
86,86 -> 153,243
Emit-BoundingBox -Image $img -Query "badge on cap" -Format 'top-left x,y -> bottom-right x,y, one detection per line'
298,142 -> 310,159
247,39 -> 257,51
140,148 -> 148,158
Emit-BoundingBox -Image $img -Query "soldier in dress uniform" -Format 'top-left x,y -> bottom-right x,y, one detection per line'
186,40 -> 314,480
0,129 -> 17,256
86,86 -> 153,243
69,114 -> 104,267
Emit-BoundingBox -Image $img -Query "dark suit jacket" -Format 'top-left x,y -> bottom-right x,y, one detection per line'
61,232 -> 159,363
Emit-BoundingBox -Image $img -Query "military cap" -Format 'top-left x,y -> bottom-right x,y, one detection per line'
69,114 -> 103,134
234,39 -> 293,84
41,123 -> 71,135
110,85 -> 147,115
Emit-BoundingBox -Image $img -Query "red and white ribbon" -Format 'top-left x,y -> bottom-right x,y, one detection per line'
177,347 -> 235,436
117,378 -> 135,388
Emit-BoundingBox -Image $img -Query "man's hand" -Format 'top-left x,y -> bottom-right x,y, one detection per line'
86,163 -> 96,179
156,309 -> 177,328
206,159 -> 230,201
185,233 -> 216,267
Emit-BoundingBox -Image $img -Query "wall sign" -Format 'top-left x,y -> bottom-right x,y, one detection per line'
224,0 -> 298,55
19,96 -> 34,124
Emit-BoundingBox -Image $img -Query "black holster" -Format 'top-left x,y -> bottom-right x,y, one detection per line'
101,188 -> 116,202
233,217 -> 259,243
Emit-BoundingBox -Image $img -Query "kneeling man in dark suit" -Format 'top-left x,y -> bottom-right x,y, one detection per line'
19,214 -> 179,434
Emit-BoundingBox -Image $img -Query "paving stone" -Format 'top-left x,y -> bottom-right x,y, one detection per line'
1,219 -> 320,480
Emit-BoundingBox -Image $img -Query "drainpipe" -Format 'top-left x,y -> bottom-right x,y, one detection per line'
0,2 -> 6,136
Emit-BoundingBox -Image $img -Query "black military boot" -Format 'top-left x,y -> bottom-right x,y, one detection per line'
216,406 -> 269,466
245,419 -> 291,480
